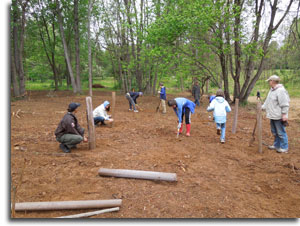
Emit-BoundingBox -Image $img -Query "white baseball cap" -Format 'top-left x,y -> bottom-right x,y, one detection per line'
266,75 -> 280,82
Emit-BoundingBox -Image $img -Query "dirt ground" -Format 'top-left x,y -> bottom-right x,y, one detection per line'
10,90 -> 300,218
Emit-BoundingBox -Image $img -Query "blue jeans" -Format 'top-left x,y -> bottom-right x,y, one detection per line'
216,123 -> 226,141
194,99 -> 200,106
94,116 -> 105,125
270,119 -> 288,150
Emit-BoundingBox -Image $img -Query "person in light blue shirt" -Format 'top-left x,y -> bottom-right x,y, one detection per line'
207,89 -> 231,143
168,97 -> 196,137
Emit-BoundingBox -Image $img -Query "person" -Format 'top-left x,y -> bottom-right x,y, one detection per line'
125,90 -> 143,112
55,102 -> 88,153
262,75 -> 290,153
207,89 -> 231,144
192,81 -> 201,106
158,82 -> 167,114
93,100 -> 114,126
256,90 -> 261,100
208,94 -> 216,121
167,98 -> 196,137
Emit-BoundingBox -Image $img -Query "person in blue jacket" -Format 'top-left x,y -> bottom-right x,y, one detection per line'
208,94 -> 216,103
207,89 -> 231,143
125,89 -> 143,112
158,82 -> 166,114
168,97 -> 196,137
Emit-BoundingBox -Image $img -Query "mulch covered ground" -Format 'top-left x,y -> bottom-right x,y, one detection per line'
10,90 -> 300,218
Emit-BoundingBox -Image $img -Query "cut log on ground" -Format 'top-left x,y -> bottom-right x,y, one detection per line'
98,168 -> 177,182
14,199 -> 122,211
55,207 -> 120,218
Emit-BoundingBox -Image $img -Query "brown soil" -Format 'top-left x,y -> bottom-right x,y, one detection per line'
10,91 -> 300,218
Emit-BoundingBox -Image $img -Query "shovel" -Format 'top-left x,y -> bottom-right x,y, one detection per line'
176,128 -> 180,139
136,104 -> 143,111
156,100 -> 161,112
248,118 -> 257,146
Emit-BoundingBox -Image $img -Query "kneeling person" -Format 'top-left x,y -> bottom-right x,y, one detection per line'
93,101 -> 114,126
168,98 -> 196,136
55,103 -> 88,153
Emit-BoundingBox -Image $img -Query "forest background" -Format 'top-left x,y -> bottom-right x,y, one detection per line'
9,0 -> 300,103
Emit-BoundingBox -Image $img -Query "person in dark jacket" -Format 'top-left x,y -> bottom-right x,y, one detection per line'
158,82 -> 167,114
55,102 -> 88,153
192,81 -> 201,106
256,90 -> 261,100
125,90 -> 143,112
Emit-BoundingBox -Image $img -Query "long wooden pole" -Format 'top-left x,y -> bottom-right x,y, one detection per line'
111,92 -> 116,127
257,101 -> 262,153
232,98 -> 239,134
98,168 -> 177,182
86,96 -> 96,149
55,207 -> 120,218
14,199 -> 122,211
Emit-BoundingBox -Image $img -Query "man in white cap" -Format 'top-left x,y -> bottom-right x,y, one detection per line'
262,75 -> 290,153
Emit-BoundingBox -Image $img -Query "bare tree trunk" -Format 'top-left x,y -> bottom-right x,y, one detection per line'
239,0 -> 294,102
219,52 -> 230,101
17,0 -> 28,96
152,65 -> 158,95
87,0 -> 95,97
124,0 -> 138,89
35,8 -> 59,91
11,52 -> 20,97
74,0 -> 82,93
56,0 -> 78,94
12,0 -> 29,97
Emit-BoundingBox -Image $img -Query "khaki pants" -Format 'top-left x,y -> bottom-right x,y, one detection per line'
56,134 -> 83,149
161,99 -> 166,113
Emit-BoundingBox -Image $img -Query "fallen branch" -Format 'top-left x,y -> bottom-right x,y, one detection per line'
98,168 -> 177,182
14,199 -> 122,211
55,207 -> 120,218
15,109 -> 21,118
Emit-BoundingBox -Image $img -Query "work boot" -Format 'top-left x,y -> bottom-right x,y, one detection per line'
186,124 -> 191,137
179,124 -> 183,134
59,143 -> 70,153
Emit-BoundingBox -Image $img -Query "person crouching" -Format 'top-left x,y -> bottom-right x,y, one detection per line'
93,101 -> 114,126
55,102 -> 88,153
168,98 -> 196,137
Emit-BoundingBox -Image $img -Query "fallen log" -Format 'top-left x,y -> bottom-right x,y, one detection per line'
98,168 -> 177,182
55,207 -> 120,218
14,199 -> 122,211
